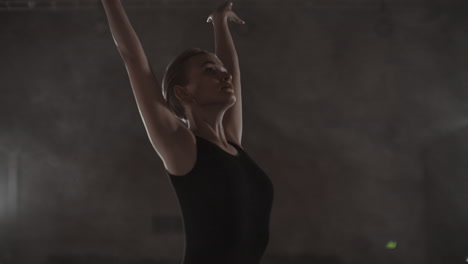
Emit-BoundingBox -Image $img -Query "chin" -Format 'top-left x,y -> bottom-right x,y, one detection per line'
227,95 -> 236,105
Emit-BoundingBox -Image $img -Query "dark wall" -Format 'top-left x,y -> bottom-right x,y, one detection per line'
1,0 -> 467,263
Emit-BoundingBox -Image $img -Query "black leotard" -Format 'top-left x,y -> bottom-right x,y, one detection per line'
165,135 -> 274,264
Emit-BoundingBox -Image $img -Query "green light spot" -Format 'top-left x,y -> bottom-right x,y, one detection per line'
386,241 -> 397,249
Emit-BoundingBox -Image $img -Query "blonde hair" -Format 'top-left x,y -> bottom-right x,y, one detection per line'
162,47 -> 211,126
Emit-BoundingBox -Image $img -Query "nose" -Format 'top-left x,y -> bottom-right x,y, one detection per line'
221,71 -> 232,82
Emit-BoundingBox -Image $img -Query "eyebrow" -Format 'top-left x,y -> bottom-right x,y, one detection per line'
200,60 -> 224,68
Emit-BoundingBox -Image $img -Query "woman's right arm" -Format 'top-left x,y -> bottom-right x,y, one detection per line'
101,0 -> 192,162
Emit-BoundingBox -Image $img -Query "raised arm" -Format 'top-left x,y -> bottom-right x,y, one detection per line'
207,1 -> 246,145
101,0 -> 192,164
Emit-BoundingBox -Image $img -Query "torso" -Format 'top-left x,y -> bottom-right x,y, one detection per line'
165,133 -> 273,264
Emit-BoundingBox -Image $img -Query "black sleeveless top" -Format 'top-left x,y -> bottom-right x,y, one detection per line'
165,135 -> 274,264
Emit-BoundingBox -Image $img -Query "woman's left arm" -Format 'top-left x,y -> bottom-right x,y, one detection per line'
207,1 -> 246,145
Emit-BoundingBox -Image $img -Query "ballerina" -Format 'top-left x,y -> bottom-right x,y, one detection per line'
101,1 -> 274,263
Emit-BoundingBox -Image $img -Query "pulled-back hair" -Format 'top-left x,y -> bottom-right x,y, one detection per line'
162,47 -> 211,127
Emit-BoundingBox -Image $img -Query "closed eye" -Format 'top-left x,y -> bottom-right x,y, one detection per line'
206,67 -> 229,75
206,67 -> 215,73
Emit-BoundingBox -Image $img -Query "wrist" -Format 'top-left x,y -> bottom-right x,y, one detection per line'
211,15 -> 228,26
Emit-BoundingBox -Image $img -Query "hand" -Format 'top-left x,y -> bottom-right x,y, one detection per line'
206,1 -> 246,25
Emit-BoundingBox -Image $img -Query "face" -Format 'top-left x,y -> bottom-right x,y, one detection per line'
175,53 -> 235,109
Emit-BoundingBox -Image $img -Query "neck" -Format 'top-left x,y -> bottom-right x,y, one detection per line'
186,107 -> 228,144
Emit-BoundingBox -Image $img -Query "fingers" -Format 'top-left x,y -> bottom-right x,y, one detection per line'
229,11 -> 245,24
217,1 -> 233,13
223,1 -> 233,9
207,1 -> 246,25
230,17 -> 245,24
227,2 -> 246,24
234,14 -> 245,24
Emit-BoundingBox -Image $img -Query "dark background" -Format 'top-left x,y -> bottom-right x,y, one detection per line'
1,0 -> 468,263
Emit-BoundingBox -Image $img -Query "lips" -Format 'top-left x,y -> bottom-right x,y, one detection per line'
221,83 -> 232,90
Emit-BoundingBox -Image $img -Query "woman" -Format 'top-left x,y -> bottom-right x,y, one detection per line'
101,1 -> 274,263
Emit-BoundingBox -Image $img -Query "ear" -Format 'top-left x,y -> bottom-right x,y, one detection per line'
174,84 -> 193,104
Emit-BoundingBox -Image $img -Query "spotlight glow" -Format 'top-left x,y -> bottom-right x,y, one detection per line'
386,241 -> 397,249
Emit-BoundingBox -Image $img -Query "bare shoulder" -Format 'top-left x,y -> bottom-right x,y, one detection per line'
157,124 -> 197,177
